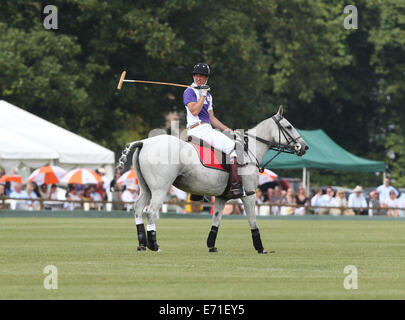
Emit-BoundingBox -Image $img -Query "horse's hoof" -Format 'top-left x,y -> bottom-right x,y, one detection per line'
137,246 -> 147,251
258,249 -> 268,254
209,247 -> 218,253
147,244 -> 160,252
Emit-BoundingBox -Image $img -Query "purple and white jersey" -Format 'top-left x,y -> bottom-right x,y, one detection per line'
183,85 -> 213,128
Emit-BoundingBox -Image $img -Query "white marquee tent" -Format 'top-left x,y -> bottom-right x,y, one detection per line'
0,100 -> 115,181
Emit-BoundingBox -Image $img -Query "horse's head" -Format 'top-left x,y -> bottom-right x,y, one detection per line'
270,106 -> 309,157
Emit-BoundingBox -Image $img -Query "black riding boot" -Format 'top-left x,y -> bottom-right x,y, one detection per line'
228,161 -> 244,198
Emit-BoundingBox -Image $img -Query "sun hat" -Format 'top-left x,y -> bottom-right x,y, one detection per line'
353,185 -> 363,192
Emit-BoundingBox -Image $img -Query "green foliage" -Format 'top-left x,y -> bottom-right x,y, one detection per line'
0,0 -> 404,186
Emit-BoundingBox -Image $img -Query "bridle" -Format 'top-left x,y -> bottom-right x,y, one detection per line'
242,114 -> 302,172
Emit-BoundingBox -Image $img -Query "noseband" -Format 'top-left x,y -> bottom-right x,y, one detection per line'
243,115 -> 302,172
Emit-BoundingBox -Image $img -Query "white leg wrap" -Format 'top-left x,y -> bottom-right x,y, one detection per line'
135,217 -> 143,225
146,224 -> 156,231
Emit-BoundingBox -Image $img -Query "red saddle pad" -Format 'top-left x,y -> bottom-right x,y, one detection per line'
190,142 -> 227,171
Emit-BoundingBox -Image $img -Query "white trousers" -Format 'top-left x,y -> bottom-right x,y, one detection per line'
188,123 -> 236,155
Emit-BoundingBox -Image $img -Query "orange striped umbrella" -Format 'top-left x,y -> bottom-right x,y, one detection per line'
258,169 -> 278,185
61,168 -> 102,185
28,165 -> 67,185
0,174 -> 23,184
117,168 -> 138,186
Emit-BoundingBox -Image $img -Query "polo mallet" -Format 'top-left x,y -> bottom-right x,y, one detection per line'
117,71 -> 208,90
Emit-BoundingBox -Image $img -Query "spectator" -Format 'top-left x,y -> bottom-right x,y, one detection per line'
377,178 -> 398,204
266,188 -> 273,202
368,190 -> 382,216
224,198 -> 243,215
382,190 -> 400,217
295,186 -> 309,215
97,167 -> 111,200
110,170 -> 124,210
82,186 -> 95,210
348,185 -> 368,215
281,188 -> 296,215
64,185 -> 82,210
44,184 -> 61,210
255,188 -> 269,216
319,187 -> 335,215
9,182 -> 28,210
25,182 -> 40,210
90,184 -> 103,210
39,184 -> 49,199
269,186 -> 284,215
31,182 -> 41,199
0,184 -> 6,209
3,181 -> 12,196
310,188 -> 323,214
331,189 -> 354,216
121,184 -> 139,211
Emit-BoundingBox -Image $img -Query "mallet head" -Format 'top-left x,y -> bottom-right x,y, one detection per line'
117,71 -> 126,90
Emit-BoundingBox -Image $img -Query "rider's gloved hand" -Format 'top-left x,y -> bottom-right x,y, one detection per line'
199,85 -> 210,97
222,128 -> 235,138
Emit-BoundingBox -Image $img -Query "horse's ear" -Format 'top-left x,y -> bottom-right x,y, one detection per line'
277,105 -> 283,116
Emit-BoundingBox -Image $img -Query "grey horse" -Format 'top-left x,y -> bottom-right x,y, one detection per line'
117,106 -> 308,253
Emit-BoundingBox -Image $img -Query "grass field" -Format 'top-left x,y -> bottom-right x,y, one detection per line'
0,217 -> 404,300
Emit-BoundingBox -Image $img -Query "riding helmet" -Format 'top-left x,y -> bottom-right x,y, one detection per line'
192,63 -> 210,76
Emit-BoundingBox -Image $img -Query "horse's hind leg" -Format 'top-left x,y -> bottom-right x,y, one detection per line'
134,191 -> 151,251
207,197 -> 227,253
144,190 -> 167,252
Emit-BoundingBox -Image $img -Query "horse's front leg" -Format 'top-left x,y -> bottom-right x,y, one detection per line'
241,195 -> 267,254
206,197 -> 227,252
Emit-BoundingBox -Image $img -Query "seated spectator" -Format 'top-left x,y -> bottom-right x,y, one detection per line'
266,188 -> 273,203
121,184 -> 139,211
310,188 -> 323,214
348,185 -> 368,215
43,184 -> 61,210
319,187 -> 335,215
64,185 -> 82,210
268,186 -> 284,215
25,182 -> 40,210
368,190 -> 382,216
90,184 -> 103,210
82,186 -> 96,210
382,190 -> 400,217
3,181 -> 12,196
110,170 -> 124,210
0,184 -> 7,209
9,182 -> 28,210
39,184 -> 49,199
331,189 -> 354,216
255,188 -> 269,216
295,186 -> 309,215
281,188 -> 296,215
224,198 -> 243,215
377,178 -> 398,204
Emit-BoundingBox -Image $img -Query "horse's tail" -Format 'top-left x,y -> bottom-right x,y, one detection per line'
116,141 -> 143,171
117,140 -> 151,196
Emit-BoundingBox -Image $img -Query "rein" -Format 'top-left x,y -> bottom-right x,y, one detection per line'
242,115 -> 301,173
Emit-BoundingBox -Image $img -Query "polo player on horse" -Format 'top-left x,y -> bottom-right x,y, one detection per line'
183,63 -> 252,198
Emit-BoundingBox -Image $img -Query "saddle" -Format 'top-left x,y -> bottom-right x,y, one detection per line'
187,136 -> 230,172
187,136 -> 249,200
